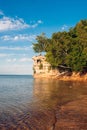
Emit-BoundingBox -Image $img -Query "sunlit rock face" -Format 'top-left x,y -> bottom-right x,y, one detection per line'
32,55 -> 59,77
32,55 -> 51,74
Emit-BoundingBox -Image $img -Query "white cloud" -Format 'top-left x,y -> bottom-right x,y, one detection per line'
0,16 -> 29,31
0,9 -> 43,32
0,53 -> 9,57
19,58 -> 32,62
1,34 -> 36,41
61,25 -> 68,31
0,53 -> 31,58
0,53 -> 16,57
0,64 -> 33,74
30,45 -> 33,48
0,13 -> 43,31
7,58 -> 17,62
0,46 -> 31,51
30,20 -> 43,28
6,57 -> 32,62
38,20 -> 43,24
0,10 -> 4,16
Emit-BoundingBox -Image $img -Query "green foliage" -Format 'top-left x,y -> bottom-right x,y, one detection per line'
39,63 -> 43,69
33,67 -> 36,73
33,33 -> 49,53
33,19 -> 87,72
48,66 -> 51,71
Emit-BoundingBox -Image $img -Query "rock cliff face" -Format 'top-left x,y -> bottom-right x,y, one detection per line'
32,55 -> 59,78
32,55 -> 87,81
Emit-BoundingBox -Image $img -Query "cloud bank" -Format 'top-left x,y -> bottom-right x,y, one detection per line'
0,46 -> 31,51
0,16 -> 29,31
0,15 -> 43,31
1,34 -> 36,41
6,57 -> 32,63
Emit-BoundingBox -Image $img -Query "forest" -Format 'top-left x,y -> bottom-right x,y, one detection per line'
33,20 -> 87,73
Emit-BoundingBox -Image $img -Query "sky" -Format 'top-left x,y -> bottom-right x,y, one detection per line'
0,0 -> 87,75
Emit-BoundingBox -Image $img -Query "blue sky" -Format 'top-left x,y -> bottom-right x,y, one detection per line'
0,0 -> 87,74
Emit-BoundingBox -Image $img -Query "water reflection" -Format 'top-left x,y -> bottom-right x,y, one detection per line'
33,79 -> 87,108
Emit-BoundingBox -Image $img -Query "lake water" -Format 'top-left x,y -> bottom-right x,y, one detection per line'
0,75 -> 87,129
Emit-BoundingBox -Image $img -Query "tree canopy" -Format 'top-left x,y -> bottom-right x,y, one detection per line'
33,20 -> 87,72
33,33 -> 49,53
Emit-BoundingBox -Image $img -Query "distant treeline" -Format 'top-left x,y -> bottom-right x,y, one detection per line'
33,20 -> 87,73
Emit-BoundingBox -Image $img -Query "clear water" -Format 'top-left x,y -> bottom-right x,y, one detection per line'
0,75 -> 87,129
0,75 -> 34,110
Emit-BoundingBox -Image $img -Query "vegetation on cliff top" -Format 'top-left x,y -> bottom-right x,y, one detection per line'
33,20 -> 87,73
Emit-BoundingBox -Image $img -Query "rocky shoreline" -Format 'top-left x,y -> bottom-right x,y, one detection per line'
34,72 -> 87,82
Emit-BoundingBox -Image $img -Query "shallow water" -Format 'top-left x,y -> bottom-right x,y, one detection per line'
0,75 -> 87,129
